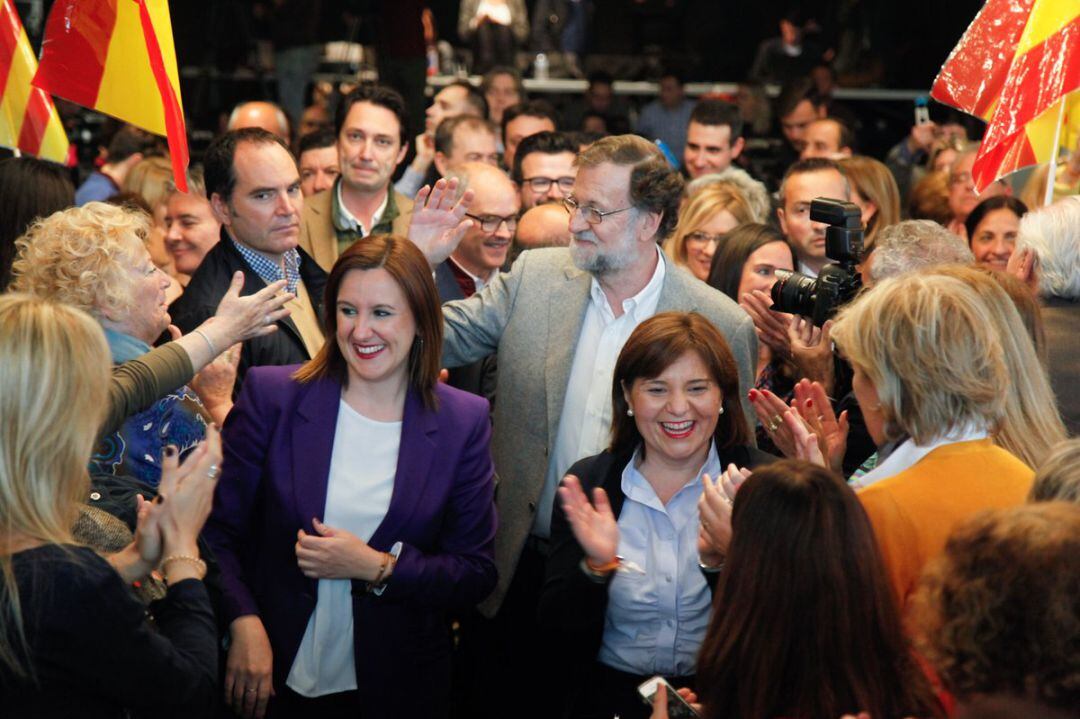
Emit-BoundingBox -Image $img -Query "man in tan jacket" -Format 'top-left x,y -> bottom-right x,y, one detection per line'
298,85 -> 414,272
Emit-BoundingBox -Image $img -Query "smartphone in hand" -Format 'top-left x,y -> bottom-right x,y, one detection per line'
638,676 -> 701,718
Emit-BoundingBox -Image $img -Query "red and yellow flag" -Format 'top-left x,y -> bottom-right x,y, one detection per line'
931,0 -> 1080,192
32,0 -> 189,191
0,0 -> 69,163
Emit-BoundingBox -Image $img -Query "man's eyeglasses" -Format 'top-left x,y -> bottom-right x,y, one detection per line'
465,213 -> 518,233
522,176 -> 575,193
562,196 -> 634,225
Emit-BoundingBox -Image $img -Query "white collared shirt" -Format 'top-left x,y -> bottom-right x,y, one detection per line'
336,181 -> 388,237
797,258 -> 821,278
532,246 -> 667,537
852,424 -> 990,489
286,400 -> 400,697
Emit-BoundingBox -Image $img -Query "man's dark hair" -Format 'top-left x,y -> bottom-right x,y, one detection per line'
204,128 -> 293,202
587,71 -> 614,88
445,80 -> 489,119
778,156 -> 848,205
434,115 -> 497,156
297,129 -> 337,157
334,84 -> 409,146
501,100 -> 560,142
511,131 -> 580,182
659,68 -> 687,86
776,77 -> 824,120
107,126 -> 154,163
689,99 -> 744,140
827,117 -> 856,152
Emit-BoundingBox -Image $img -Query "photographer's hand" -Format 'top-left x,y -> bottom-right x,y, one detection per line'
741,290 -> 792,358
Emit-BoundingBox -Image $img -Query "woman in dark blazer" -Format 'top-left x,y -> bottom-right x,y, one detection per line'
204,236 -> 497,719
539,312 -> 775,719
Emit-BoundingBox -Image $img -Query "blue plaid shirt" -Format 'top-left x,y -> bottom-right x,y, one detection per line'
230,239 -> 301,295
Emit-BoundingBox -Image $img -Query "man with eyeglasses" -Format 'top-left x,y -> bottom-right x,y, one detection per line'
409,135 -> 756,718
438,162 -> 519,299
512,131 -> 580,210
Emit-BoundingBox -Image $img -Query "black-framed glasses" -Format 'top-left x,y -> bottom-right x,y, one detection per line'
523,176 -> 575,193
562,196 -> 634,225
465,213 -> 518,233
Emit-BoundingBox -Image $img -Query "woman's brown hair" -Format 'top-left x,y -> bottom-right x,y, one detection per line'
609,312 -> 749,456
697,460 -> 943,719
293,235 -> 443,409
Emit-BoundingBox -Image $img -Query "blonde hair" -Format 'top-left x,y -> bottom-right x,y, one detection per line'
122,155 -> 173,212
665,183 -> 755,269
0,294 -> 111,677
930,265 -> 1065,467
1029,439 -> 1080,503
838,155 -> 901,252
10,202 -> 151,319
831,273 -> 1008,445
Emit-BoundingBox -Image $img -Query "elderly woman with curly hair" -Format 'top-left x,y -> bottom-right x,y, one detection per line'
11,202 -> 290,487
912,503 -> 1080,718
829,272 -> 1035,608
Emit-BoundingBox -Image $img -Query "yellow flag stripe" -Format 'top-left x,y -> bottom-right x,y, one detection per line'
95,0 -> 182,137
1016,0 -> 1080,56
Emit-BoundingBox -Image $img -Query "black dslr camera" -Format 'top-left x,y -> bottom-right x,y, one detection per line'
770,198 -> 864,327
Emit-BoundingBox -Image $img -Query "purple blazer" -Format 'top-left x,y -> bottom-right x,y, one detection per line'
204,364 -> 497,715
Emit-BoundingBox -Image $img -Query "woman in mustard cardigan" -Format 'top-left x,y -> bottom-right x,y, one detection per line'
829,271 -> 1035,609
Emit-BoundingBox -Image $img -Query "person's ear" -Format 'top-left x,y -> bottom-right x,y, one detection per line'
731,136 -> 745,160
210,193 -> 232,227
434,152 -> 449,177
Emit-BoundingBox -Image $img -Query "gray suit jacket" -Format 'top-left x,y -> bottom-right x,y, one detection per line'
441,247 -> 757,615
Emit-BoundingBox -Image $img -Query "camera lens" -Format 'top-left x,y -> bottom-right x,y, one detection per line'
770,269 -> 818,318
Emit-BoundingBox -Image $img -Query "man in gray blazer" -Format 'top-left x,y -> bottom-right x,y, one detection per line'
417,135 -> 756,717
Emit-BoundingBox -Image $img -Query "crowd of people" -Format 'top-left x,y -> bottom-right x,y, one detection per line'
0,38 -> 1078,719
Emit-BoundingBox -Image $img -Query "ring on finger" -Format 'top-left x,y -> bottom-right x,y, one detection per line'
206,464 -> 221,480
263,314 -> 273,326
767,415 -> 782,432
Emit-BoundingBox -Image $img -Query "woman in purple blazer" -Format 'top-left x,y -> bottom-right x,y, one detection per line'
204,236 -> 498,719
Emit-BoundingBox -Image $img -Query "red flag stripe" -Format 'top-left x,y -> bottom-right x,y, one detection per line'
973,131 -> 1038,189
931,0 -> 1035,118
0,0 -> 24,100
31,0 -> 117,107
17,87 -> 51,155
134,0 -> 188,193
982,14 -> 1080,148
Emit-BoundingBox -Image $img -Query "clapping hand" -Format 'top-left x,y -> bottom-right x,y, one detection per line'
408,177 -> 475,267
698,464 -> 751,559
788,317 -> 836,394
557,475 -> 619,566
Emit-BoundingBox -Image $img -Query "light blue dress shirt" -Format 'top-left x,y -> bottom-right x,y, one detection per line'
597,442 -> 720,676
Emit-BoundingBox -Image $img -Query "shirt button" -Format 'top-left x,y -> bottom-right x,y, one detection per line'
665,575 -> 672,583
666,619 -> 675,627
89,491 -> 101,501
528,501 -> 536,513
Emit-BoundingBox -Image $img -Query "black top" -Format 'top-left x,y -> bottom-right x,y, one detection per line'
538,444 -> 776,711
0,545 -> 217,718
168,230 -> 328,395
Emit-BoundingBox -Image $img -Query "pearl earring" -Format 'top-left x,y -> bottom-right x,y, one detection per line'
627,408 -> 634,417
719,406 -> 725,415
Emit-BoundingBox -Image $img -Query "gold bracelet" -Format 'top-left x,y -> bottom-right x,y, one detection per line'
371,552 -> 391,585
161,554 -> 207,583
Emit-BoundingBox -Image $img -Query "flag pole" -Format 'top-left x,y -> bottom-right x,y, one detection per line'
1044,94 -> 1068,207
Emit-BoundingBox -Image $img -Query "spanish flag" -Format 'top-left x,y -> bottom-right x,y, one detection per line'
32,0 -> 189,191
0,0 -> 69,163
931,0 -> 1080,192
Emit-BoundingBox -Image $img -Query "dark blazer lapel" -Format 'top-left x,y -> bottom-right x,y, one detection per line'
369,388 -> 437,549
544,265 -> 591,447
291,377 -> 342,531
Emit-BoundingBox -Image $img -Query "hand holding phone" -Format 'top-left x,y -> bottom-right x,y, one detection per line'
638,676 -> 701,718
